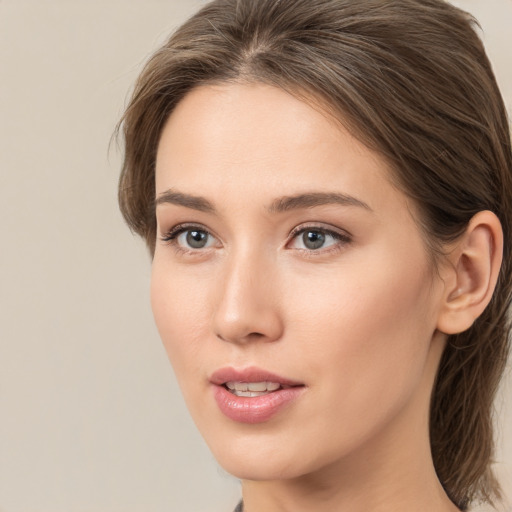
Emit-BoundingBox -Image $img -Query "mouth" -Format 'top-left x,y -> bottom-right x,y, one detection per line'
210,366 -> 304,391
210,367 -> 305,423
223,381 -> 290,397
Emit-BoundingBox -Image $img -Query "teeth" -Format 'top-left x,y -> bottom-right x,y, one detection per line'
225,381 -> 281,395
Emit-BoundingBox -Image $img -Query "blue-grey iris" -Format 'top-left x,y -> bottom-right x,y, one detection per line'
187,230 -> 208,248
303,231 -> 325,250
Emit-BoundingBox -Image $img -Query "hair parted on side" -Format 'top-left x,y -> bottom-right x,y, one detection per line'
117,0 -> 512,509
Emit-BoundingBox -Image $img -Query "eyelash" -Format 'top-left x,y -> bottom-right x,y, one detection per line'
159,223 -> 352,255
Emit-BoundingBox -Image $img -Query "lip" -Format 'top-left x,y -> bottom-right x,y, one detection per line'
210,366 -> 305,424
210,366 -> 303,387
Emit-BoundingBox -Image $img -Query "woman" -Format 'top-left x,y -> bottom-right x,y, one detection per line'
117,0 -> 512,510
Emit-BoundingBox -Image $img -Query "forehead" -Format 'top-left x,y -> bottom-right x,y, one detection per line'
155,83 -> 417,225
157,83 -> 356,168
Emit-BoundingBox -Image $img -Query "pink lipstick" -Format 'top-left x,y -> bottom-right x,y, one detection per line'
210,367 -> 305,424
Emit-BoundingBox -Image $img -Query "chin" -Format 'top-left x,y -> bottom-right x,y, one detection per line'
219,456 -> 305,482
204,431 -> 334,482
202,433 -> 286,478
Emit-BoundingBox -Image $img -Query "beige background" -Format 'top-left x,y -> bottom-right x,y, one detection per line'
0,1 -> 510,511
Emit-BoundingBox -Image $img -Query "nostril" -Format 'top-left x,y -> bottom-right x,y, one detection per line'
216,330 -> 269,344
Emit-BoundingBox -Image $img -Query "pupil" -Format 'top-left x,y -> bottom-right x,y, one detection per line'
304,231 -> 325,250
187,230 -> 207,248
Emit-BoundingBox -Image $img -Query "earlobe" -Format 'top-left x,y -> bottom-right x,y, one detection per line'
437,211 -> 503,335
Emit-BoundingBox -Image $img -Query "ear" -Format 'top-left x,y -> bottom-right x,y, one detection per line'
437,211 -> 503,335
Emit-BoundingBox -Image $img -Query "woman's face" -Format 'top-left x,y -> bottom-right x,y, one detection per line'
152,83 -> 447,481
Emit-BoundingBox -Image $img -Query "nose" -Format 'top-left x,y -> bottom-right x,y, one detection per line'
212,251 -> 284,344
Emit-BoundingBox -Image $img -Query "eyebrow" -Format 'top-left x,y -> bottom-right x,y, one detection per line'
155,189 -> 216,213
155,189 -> 372,214
268,192 -> 372,213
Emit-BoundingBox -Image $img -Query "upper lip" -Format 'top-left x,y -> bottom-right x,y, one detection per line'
210,366 -> 304,387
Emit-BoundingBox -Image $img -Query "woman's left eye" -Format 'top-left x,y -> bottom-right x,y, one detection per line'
288,227 -> 350,251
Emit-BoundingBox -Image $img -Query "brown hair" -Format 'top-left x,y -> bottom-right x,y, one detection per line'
117,0 -> 512,508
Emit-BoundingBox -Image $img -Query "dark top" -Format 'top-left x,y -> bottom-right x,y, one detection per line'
233,501 -> 243,512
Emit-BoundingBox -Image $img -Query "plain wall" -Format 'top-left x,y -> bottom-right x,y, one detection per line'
0,1 -> 510,511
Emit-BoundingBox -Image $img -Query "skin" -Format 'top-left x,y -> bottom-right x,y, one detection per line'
151,83 -> 478,512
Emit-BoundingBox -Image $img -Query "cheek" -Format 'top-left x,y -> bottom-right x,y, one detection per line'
288,250 -> 437,410
150,261 -> 210,381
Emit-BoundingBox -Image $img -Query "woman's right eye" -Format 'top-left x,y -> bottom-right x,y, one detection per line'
161,226 -> 219,250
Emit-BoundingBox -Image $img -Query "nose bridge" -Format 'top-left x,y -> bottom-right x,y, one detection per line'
212,244 -> 283,344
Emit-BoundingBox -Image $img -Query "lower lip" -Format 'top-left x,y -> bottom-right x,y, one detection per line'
212,385 -> 304,424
